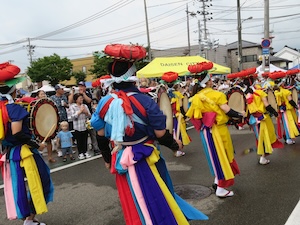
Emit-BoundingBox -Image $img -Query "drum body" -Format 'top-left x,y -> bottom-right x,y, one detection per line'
266,89 -> 278,112
28,98 -> 59,142
158,92 -> 173,134
226,87 -> 246,115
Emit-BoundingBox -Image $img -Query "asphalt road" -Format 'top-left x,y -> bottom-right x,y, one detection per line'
1,125 -> 300,225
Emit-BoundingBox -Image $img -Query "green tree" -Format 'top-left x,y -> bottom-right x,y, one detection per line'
72,71 -> 87,84
89,52 -> 112,78
27,53 -> 73,85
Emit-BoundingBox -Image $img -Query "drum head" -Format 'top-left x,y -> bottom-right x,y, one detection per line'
227,88 -> 245,113
29,98 -> 59,141
267,90 -> 278,112
159,92 -> 173,134
292,88 -> 298,104
183,95 -> 189,113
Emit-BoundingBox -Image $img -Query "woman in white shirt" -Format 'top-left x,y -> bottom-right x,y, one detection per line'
70,93 -> 91,160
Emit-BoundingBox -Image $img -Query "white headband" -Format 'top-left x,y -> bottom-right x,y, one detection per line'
0,85 -> 15,104
200,73 -> 210,88
103,64 -> 138,88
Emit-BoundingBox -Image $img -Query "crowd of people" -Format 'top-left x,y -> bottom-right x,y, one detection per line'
19,81 -> 102,164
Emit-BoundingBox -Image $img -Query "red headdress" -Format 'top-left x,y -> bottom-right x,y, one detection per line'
187,62 -> 213,87
104,44 -> 147,62
268,71 -> 286,80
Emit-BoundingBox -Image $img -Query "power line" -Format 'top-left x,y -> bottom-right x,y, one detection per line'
33,0 -> 135,40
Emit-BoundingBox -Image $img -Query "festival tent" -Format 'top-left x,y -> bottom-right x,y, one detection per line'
137,56 -> 231,78
290,64 -> 300,70
256,64 -> 287,75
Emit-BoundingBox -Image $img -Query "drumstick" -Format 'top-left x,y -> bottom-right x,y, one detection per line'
42,123 -> 56,144
176,114 -> 183,140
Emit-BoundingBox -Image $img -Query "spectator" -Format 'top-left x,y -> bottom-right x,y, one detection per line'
70,93 -> 92,160
50,84 -> 69,122
57,121 -> 75,162
71,81 -> 101,156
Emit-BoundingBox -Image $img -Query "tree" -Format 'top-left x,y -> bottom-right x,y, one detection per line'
89,52 -> 112,78
27,53 -> 73,85
72,71 -> 87,84
89,51 -> 149,78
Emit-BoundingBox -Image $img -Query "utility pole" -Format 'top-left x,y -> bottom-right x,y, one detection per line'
202,1 -> 208,41
26,38 -> 35,65
186,4 -> 191,56
143,0 -> 152,61
202,1 -> 208,59
237,0 -> 242,71
198,20 -> 202,57
262,0 -> 270,72
196,0 -> 212,59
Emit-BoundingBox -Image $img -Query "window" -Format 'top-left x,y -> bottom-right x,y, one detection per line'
242,55 -> 257,63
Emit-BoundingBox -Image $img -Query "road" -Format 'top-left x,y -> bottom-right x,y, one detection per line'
1,125 -> 300,225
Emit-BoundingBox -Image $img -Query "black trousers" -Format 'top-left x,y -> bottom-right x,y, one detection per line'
74,130 -> 88,155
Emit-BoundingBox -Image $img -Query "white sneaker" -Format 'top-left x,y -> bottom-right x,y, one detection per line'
286,139 -> 295,145
85,152 -> 92,159
78,153 -> 85,160
23,220 -> 46,225
216,187 -> 234,198
57,151 -> 63,157
174,151 -> 185,157
259,156 -> 270,165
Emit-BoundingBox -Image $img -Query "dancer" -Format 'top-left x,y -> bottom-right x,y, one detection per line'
186,62 -> 243,197
242,71 -> 283,165
91,44 -> 208,224
0,62 -> 54,225
160,71 -> 191,157
271,72 -> 299,144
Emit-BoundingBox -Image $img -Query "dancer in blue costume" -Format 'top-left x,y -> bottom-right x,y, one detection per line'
91,44 -> 208,225
0,62 -> 54,225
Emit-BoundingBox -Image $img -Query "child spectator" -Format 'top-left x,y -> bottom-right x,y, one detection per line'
57,121 -> 75,162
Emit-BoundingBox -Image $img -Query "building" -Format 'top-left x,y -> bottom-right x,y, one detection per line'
226,40 -> 263,72
274,46 -> 300,69
62,55 -> 95,86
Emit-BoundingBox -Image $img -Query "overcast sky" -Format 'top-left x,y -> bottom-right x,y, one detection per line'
1,0 -> 299,72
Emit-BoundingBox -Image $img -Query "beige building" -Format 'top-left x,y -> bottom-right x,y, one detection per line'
227,40 -> 263,72
62,55 -> 95,86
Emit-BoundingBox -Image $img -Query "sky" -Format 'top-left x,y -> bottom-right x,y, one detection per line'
1,0 -> 300,73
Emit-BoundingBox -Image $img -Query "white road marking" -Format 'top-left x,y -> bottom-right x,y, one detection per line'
285,199 -> 300,225
0,155 -> 103,190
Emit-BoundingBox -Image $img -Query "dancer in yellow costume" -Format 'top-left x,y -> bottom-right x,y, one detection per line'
160,71 -> 191,157
243,75 -> 283,165
272,74 -> 299,144
186,67 -> 244,198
